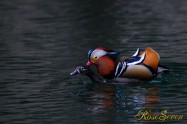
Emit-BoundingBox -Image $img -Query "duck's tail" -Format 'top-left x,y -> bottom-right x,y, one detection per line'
157,64 -> 169,73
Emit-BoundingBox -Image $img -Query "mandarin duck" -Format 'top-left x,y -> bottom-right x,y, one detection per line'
70,47 -> 168,83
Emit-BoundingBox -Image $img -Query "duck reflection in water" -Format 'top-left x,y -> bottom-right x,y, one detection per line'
81,83 -> 160,118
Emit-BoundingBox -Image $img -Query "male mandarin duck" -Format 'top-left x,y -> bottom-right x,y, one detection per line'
70,47 -> 168,83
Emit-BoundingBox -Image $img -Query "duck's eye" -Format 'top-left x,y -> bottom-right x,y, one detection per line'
95,56 -> 98,59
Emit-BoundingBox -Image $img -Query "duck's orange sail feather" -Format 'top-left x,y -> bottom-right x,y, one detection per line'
140,48 -> 160,73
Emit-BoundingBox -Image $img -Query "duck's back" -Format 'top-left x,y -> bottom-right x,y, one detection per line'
120,48 -> 160,80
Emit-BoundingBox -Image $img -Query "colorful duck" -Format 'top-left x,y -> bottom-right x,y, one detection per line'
71,47 -> 168,83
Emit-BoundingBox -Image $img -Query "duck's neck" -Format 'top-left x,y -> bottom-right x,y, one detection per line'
97,58 -> 116,79
84,70 -> 108,83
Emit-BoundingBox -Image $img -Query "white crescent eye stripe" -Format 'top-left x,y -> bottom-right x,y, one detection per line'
91,50 -> 108,58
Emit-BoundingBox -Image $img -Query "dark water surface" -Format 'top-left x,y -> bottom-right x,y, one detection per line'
0,0 -> 187,123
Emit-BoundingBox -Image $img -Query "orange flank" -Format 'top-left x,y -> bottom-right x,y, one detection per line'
123,65 -> 153,80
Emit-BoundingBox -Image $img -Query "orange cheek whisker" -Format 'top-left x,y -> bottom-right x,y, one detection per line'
97,57 -> 115,78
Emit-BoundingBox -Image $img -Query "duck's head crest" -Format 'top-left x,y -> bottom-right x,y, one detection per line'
86,47 -> 120,66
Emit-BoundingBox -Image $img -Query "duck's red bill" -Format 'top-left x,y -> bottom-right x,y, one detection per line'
86,61 -> 92,66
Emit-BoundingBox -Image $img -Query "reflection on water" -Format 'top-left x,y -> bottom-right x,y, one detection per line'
75,83 -> 161,123
0,0 -> 187,123
145,87 -> 160,109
